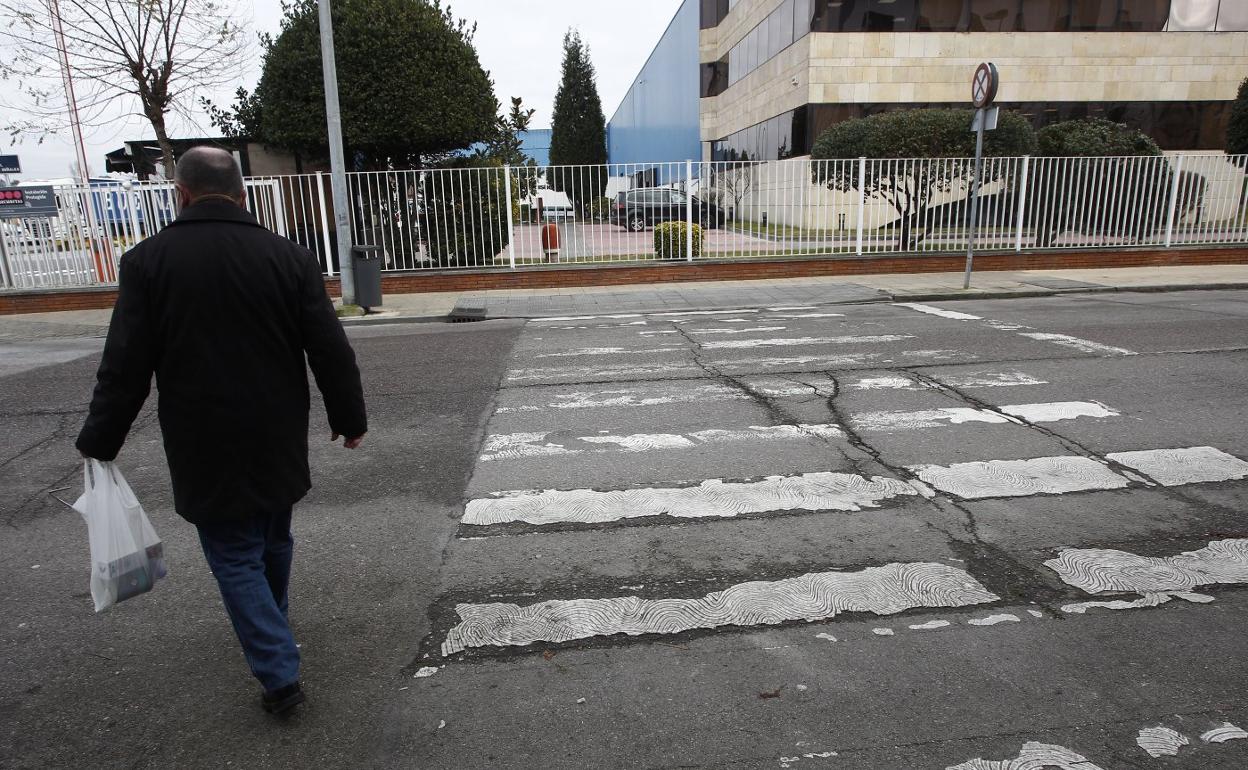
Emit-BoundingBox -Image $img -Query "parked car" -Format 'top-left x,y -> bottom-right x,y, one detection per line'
612,188 -> 724,231
541,204 -> 575,221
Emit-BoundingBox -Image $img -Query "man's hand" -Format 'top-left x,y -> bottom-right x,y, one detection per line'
331,432 -> 365,449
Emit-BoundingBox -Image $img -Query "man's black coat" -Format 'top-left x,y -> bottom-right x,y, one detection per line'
76,200 -> 367,525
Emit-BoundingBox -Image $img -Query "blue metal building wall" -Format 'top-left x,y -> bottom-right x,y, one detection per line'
518,129 -> 552,167
607,0 -> 701,172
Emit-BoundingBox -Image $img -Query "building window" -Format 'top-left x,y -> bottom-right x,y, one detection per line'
700,0 -> 729,28
1217,1 -> 1248,31
918,0 -> 966,30
701,58 -> 729,98
712,99 -> 1233,160
967,0 -> 1017,31
1167,0 -> 1218,30
1118,0 -> 1170,30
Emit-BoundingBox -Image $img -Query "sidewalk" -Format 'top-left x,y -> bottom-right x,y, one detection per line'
3,264 -> 1247,339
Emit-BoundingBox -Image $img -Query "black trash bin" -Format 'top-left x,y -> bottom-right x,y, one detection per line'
351,245 -> 383,312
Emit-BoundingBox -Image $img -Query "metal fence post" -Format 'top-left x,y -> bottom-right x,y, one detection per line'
1014,155 -> 1030,252
686,160 -> 695,261
503,164 -> 517,269
856,157 -> 866,256
1164,154 -> 1185,248
0,224 -> 12,288
315,172 -> 335,275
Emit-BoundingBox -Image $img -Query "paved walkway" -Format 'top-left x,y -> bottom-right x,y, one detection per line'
3,264 -> 1247,339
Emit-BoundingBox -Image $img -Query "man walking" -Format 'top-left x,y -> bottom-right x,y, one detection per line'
76,146 -> 366,715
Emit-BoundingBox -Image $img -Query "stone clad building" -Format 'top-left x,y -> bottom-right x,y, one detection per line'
608,1 -> 1248,165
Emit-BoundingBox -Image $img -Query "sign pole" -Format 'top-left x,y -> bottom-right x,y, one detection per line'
963,62 -> 998,290
963,110 -> 986,290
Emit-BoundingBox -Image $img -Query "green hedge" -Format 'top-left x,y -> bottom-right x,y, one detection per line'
653,221 -> 703,259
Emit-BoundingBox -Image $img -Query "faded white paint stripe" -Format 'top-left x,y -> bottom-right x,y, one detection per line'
947,742 -> 1105,770
858,401 -> 1113,431
534,346 -> 683,358
1106,446 -> 1248,486
944,371 -> 1048,388
910,456 -> 1129,499
1137,727 -> 1189,758
763,312 -> 845,319
894,303 -> 982,320
463,472 -> 920,527
506,362 -> 702,382
688,326 -> 787,335
999,401 -> 1119,422
967,613 -> 1020,626
480,423 -> 843,462
1045,538 -> 1248,595
495,384 -> 741,413
1019,332 -> 1137,356
440,562 -> 999,655
1201,724 -> 1248,744
850,371 -> 1047,391
535,314 -> 643,322
766,306 -> 818,311
649,309 -> 759,317
1060,591 -> 1213,614
854,407 -> 1012,431
702,335 -> 913,350
909,619 -> 951,630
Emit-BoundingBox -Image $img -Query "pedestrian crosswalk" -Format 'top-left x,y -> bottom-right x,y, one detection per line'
428,299 -> 1248,669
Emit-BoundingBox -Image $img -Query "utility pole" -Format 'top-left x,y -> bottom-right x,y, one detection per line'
317,0 -> 355,305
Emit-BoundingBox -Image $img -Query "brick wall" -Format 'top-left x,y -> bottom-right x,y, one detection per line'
4,246 -> 1246,315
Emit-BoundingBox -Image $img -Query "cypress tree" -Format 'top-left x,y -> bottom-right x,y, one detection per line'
548,29 -> 607,203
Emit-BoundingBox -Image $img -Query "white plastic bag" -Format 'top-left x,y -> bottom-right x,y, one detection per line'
73,459 -> 167,612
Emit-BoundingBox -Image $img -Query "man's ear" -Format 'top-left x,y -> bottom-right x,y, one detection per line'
174,182 -> 192,209
237,188 -> 248,208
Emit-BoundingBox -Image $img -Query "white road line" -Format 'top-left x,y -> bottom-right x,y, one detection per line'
479,423 -> 843,462
496,383 -> 745,413
947,742 -> 1105,770
908,620 -> 951,630
462,472 -> 921,527
762,312 -> 845,319
1106,446 -> 1248,486
766,306 -> 818,311
998,401 -> 1118,422
440,562 -> 999,655
1201,724 -> 1248,744
543,321 -> 649,330
649,309 -> 760,317
506,362 -> 701,382
701,335 -> 913,349
1060,592 -> 1213,614
688,326 -> 787,335
967,613 -> 1020,626
534,314 -> 644,322
1045,538 -> 1248,595
910,456 -> 1129,499
1018,332 -> 1137,356
853,408 -> 1013,431
894,303 -> 982,320
947,371 -> 1048,388
849,371 -> 1047,390
534,346 -> 684,358
1137,727 -> 1189,758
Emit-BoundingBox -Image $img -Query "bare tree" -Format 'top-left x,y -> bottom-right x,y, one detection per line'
0,0 -> 248,176
713,159 -> 756,223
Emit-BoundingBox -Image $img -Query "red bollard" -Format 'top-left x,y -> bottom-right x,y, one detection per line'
540,222 -> 560,263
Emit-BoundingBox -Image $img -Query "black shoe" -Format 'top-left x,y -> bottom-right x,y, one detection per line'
261,682 -> 306,714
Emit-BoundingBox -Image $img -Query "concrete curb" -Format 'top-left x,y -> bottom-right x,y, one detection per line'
335,281 -> 1248,326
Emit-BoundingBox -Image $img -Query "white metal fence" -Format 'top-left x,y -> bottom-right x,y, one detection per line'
3,153 -> 1246,289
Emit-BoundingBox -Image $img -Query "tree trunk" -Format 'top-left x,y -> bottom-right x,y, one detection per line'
150,115 -> 176,179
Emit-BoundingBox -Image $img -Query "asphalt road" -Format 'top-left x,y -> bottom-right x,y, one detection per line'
3,289 -> 1248,769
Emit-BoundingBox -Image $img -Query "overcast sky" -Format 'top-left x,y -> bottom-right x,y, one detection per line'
6,0 -> 683,179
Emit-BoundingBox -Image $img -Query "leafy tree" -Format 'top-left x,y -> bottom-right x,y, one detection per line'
474,96 -> 539,216
1032,117 -> 1172,245
227,0 -> 497,168
419,158 -> 509,267
810,108 -> 1036,249
548,29 -> 607,205
203,87 -> 264,140
1,0 -> 248,177
1229,78 -> 1248,156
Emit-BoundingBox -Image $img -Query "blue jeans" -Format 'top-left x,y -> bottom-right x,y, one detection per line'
197,509 -> 299,692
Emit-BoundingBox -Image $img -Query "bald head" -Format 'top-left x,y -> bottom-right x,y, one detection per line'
174,146 -> 245,205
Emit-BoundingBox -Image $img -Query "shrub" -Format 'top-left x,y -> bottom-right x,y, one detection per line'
653,221 -> 703,259
810,108 -> 1036,249
1031,118 -> 1165,245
